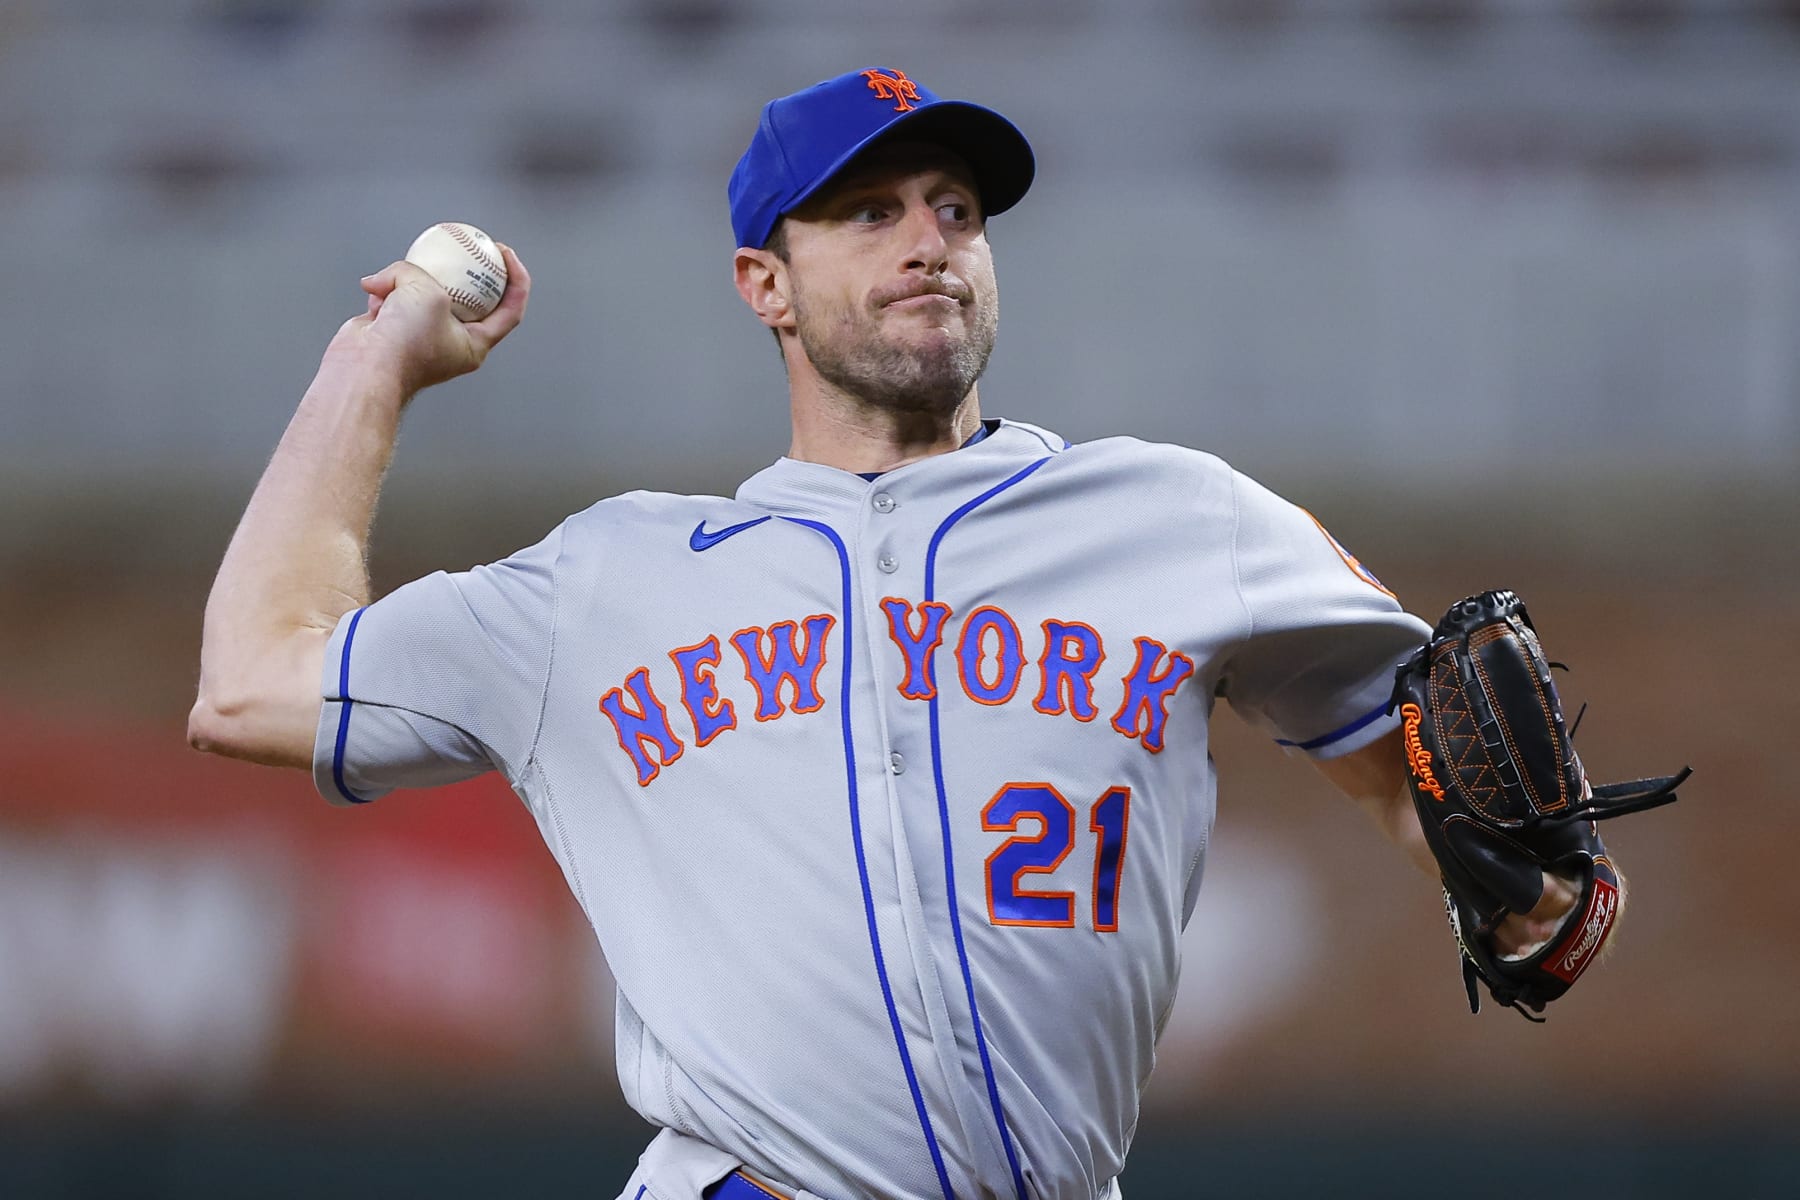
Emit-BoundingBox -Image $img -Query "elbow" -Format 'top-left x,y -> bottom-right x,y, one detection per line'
188,632 -> 327,769
187,687 -> 312,769
187,688 -> 245,757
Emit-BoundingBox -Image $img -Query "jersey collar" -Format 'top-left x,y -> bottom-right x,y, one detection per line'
736,418 -> 1067,516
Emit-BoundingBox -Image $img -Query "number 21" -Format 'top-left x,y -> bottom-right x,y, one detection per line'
982,782 -> 1130,931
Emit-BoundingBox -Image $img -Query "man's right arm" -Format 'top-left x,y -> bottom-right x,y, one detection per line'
188,246 -> 530,768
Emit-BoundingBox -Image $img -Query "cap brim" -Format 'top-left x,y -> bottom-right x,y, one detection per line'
787,99 -> 1035,225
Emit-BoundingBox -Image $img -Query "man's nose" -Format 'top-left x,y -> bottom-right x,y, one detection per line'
899,201 -> 949,274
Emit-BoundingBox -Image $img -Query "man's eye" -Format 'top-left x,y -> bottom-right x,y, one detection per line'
848,204 -> 886,224
939,202 -> 970,223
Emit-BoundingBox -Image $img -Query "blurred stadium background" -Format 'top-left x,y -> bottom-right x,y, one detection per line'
1,1 -> 1796,1197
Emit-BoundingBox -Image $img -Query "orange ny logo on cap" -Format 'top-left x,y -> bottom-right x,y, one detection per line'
862,68 -> 922,112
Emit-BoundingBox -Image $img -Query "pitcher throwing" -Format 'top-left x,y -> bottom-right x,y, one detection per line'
191,67 -> 1685,1200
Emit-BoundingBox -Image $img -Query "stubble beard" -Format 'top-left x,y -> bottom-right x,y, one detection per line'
795,291 -> 998,419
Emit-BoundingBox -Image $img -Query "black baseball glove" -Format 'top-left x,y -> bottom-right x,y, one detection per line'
1390,590 -> 1689,1020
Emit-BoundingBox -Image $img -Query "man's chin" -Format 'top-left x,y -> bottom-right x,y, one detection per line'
857,357 -> 979,415
882,325 -> 967,362
803,323 -> 990,412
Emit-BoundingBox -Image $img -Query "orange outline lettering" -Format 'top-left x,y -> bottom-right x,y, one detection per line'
1090,786 -> 1131,933
669,636 -> 737,747
882,597 -> 951,701
1033,619 -> 1105,721
956,605 -> 1025,707
982,782 -> 1077,929
731,614 -> 837,721
598,667 -> 685,787
1109,637 -> 1197,753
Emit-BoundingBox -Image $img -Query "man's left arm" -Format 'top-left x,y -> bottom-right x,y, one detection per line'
1216,476 -> 1685,1009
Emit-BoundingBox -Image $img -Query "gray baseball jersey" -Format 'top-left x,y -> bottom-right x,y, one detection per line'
313,419 -> 1429,1200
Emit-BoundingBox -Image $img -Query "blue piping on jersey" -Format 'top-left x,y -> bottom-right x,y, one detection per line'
922,456 -> 1053,1200
1276,697 -> 1392,751
330,607 -> 370,805
781,516 -> 958,1200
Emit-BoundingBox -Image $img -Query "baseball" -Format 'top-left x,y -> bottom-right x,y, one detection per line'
404,222 -> 508,321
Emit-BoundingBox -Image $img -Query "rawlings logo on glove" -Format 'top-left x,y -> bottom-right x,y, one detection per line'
1398,703 -> 1447,803
1390,590 -> 1689,1020
1544,874 -> 1619,983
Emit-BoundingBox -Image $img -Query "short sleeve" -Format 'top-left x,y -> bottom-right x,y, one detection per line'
1218,471 -> 1430,760
312,524 -> 563,805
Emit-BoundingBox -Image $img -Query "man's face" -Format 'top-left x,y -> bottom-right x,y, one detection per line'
776,143 -> 999,416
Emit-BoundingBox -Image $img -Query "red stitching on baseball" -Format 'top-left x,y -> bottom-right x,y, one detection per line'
441,223 -> 503,276
446,287 -> 492,315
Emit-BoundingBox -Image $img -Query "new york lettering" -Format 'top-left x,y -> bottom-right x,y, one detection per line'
598,602 -> 1195,786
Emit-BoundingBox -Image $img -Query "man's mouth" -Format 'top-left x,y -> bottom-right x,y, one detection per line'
876,279 -> 970,310
885,293 -> 962,311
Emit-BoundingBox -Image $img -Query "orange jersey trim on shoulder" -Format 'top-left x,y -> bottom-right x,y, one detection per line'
1302,509 -> 1397,600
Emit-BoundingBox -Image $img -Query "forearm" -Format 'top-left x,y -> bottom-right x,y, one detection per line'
1359,779 -> 1439,883
1317,727 -> 1580,953
190,336 -> 409,767
1313,729 -> 1437,880
190,244 -> 527,769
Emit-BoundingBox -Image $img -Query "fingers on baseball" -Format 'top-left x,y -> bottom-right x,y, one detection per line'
471,242 -> 529,340
360,262 -> 403,298
358,262 -> 410,318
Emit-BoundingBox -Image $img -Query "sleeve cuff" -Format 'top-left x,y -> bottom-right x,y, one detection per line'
1274,691 -> 1402,761
311,608 -> 383,806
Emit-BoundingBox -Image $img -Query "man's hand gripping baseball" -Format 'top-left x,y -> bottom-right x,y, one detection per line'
348,246 -> 531,396
189,245 -> 530,770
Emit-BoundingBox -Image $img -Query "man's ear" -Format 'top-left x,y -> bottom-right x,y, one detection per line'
733,248 -> 795,331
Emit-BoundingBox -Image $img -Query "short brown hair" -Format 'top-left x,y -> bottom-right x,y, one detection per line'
764,220 -> 790,263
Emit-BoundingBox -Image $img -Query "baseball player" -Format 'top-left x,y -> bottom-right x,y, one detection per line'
191,68 -> 1620,1200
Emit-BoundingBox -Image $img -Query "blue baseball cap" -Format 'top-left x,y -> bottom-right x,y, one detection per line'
729,67 -> 1035,251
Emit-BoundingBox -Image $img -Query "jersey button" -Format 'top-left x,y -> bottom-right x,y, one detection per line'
889,752 -> 906,775
872,493 -> 896,513
877,554 -> 899,574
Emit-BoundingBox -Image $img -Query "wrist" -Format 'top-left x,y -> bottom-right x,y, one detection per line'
1496,870 -> 1582,961
315,332 -> 416,412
